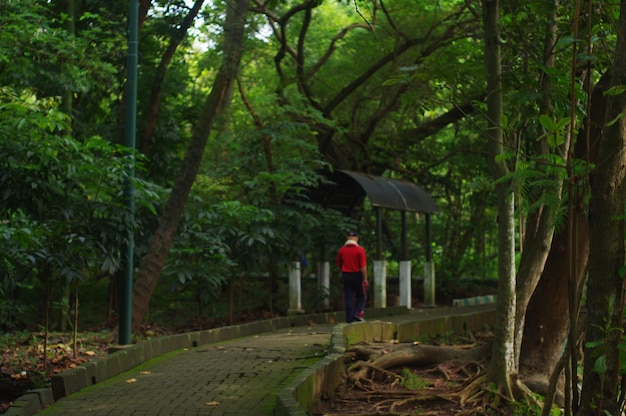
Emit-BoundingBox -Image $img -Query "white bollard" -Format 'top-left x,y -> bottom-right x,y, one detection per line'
399,260 -> 412,308
423,261 -> 436,306
373,260 -> 387,308
288,261 -> 302,313
318,261 -> 330,309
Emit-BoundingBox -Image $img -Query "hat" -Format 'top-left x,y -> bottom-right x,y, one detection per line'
347,231 -> 359,237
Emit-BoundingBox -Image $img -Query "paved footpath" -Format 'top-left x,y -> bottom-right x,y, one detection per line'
35,324 -> 334,416
31,307 -> 490,416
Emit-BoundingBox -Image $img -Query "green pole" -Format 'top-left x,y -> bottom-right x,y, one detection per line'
120,0 -> 139,345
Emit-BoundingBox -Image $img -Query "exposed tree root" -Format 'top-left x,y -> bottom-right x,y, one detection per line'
316,336 -> 555,415
345,340 -> 491,387
455,371 -> 542,415
316,413 -> 442,416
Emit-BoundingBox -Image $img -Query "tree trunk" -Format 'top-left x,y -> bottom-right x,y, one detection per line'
131,0 -> 249,331
519,71 -> 609,396
513,0 -> 561,365
519,213 -> 588,376
577,3 -> 626,414
482,0 -> 517,398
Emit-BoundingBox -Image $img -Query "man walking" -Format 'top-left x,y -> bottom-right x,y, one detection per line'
336,231 -> 368,323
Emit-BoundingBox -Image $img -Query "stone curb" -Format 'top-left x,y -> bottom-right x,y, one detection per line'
275,304 -> 497,416
4,307 -> 408,416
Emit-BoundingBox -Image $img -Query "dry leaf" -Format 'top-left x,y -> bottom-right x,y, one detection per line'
126,378 -> 137,383
205,401 -> 220,406
85,351 -> 96,356
139,371 -> 152,375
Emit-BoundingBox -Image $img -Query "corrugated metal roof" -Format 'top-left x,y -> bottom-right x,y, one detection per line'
308,170 -> 438,215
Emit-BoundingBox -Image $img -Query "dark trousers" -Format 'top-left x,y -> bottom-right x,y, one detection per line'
342,271 -> 366,323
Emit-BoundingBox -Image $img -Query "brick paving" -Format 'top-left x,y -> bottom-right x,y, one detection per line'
35,325 -> 333,416
28,305 -> 496,416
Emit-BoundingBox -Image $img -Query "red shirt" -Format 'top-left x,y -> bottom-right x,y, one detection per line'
336,242 -> 367,272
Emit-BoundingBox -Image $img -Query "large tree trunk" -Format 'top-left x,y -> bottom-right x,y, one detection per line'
131,0 -> 249,331
577,3 -> 626,414
519,72 -> 608,397
519,214 -> 588,387
513,0 -> 561,365
482,0 -> 517,399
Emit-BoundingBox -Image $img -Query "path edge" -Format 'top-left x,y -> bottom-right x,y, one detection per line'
3,307 -> 408,416
275,304 -> 497,416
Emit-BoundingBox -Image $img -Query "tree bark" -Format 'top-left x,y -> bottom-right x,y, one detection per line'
577,3 -> 626,414
482,0 -> 517,399
519,72 -> 609,394
360,343 -> 491,371
513,0 -> 561,361
131,0 -> 249,331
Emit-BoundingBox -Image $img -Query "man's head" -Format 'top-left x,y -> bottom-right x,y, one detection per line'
347,231 -> 359,240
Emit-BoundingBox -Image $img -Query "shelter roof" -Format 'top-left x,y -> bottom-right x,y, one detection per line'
307,170 -> 438,215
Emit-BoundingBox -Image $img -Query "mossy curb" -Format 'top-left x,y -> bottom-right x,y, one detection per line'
4,307 -> 406,416
275,304 -> 496,416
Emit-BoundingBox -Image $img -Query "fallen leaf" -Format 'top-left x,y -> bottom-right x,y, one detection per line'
139,371 -> 152,375
85,351 -> 96,356
126,378 -> 137,383
205,401 -> 220,406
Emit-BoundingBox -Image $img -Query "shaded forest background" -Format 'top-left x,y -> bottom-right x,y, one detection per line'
2,1 -> 626,414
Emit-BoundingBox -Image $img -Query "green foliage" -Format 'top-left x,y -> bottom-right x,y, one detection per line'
0,0 -> 617,358
538,114 -> 571,147
583,295 -> 626,414
400,368 -> 429,390
0,87 -> 157,329
0,0 -> 119,101
164,200 -> 270,305
507,393 -> 563,416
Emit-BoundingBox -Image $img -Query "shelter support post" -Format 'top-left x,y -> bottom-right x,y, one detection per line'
401,211 -> 408,259
373,207 -> 387,308
373,260 -> 387,308
399,261 -> 411,308
288,261 -> 303,314
318,261 -> 330,309
375,207 -> 383,260
423,262 -> 435,306
399,211 -> 411,308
